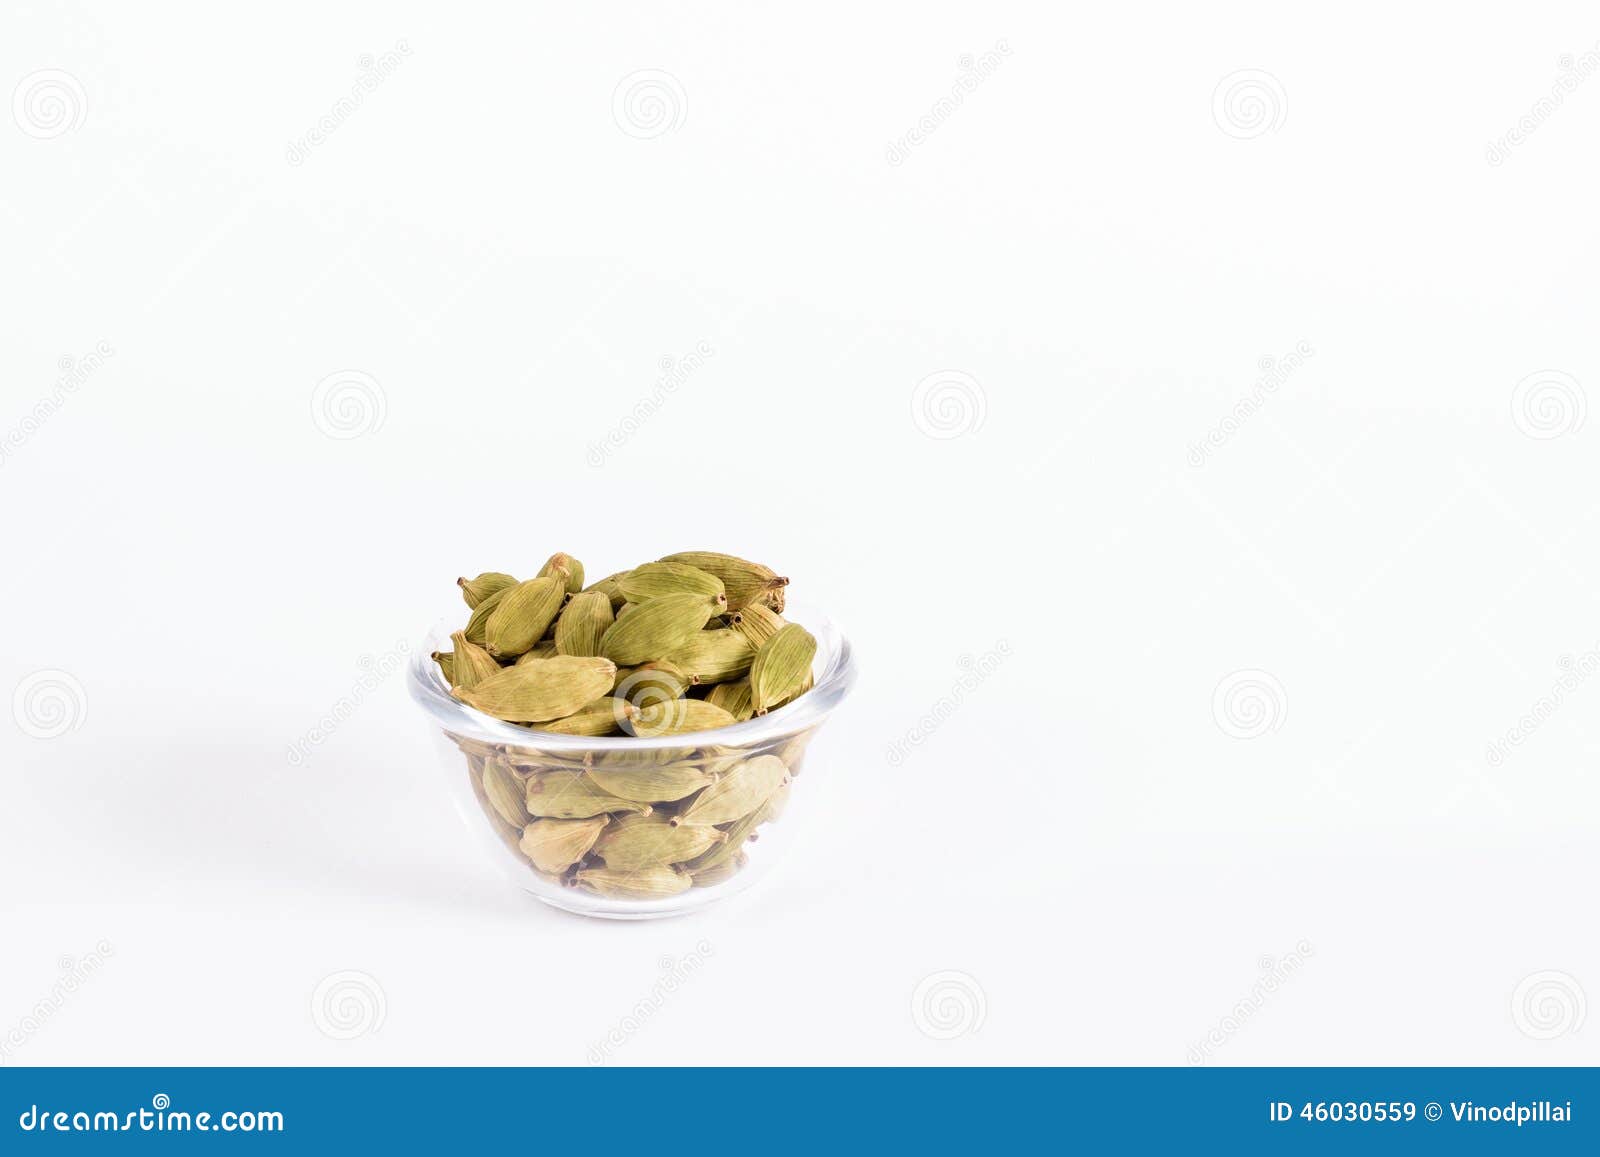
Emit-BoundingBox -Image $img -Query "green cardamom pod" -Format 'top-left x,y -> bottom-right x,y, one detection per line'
682,806 -> 766,871
537,552 -> 586,594
594,813 -> 726,870
485,576 -> 567,657
432,650 -> 455,684
585,760 -> 716,803
554,589 -> 614,657
749,622 -> 817,715
599,592 -> 726,666
663,628 -> 755,684
689,851 -> 749,887
536,697 -> 635,737
524,769 -> 653,819
514,639 -> 560,664
729,603 -> 786,650
519,816 -> 609,873
455,655 -> 617,722
457,571 -> 517,609
630,699 -> 740,738
613,660 -> 696,706
672,754 -> 788,826
481,758 -> 532,828
659,551 -> 789,612
704,679 -> 754,721
583,572 -> 629,609
448,631 -> 501,692
574,864 -> 691,900
463,585 -> 510,645
617,562 -> 725,603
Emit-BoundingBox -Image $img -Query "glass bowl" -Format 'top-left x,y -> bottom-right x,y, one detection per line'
407,600 -> 856,919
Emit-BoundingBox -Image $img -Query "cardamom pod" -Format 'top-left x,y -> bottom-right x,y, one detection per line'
749,623 -> 817,715
456,655 -> 618,722
574,864 -> 691,900
519,816 -> 609,873
524,770 -> 653,819
432,650 -> 455,684
583,572 -> 629,609
537,696 -> 635,737
629,699 -> 740,738
598,592 -> 726,666
689,851 -> 749,887
514,639 -> 560,664
617,561 -> 726,603
458,571 -> 517,609
682,807 -> 765,871
613,661 -> 695,707
554,589 -> 614,657
663,629 -> 755,684
537,552 -> 586,594
481,758 -> 531,828
660,551 -> 789,612
586,760 -> 716,803
447,631 -> 501,692
594,813 -> 726,869
463,585 -> 510,644
729,603 -> 785,649
704,679 -> 754,721
485,576 -> 566,657
672,754 -> 788,826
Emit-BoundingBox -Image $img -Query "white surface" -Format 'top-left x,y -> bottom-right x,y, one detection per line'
3,2 -> 1597,1066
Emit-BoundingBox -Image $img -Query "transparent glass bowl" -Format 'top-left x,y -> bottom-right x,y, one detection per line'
407,601 -> 856,919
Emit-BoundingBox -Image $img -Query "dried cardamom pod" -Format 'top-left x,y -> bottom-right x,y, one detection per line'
537,552 -> 586,594
481,758 -> 532,828
629,699 -> 740,738
514,639 -> 560,665
613,661 -> 695,707
617,562 -> 725,603
688,851 -> 749,887
659,551 -> 789,612
485,576 -> 567,657
757,780 -> 790,824
598,592 -> 726,666
524,769 -> 653,819
574,864 -> 692,900
554,589 -> 614,657
594,813 -> 726,869
682,807 -> 765,871
447,631 -> 500,692
432,650 -> 455,684
456,655 -> 617,722
519,816 -> 609,873
458,571 -> 517,609
585,760 -> 716,803
464,585 -> 510,644
663,629 -> 755,684
537,697 -> 635,737
749,623 -> 817,715
704,679 -> 754,721
583,572 -> 629,609
672,754 -> 788,826
729,603 -> 786,650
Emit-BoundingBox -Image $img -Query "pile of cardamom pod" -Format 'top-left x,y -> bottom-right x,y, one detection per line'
433,551 -> 818,900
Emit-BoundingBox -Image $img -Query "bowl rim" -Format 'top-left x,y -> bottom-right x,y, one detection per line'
407,598 -> 856,751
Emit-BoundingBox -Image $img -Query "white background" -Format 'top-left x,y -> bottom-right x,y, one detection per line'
3,2 -> 1597,1066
